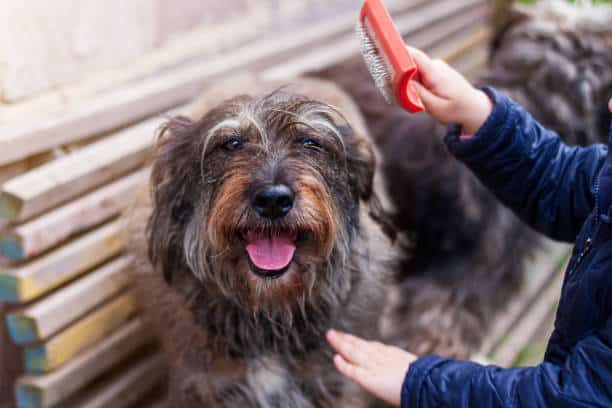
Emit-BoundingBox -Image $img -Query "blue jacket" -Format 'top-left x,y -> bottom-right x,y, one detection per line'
401,88 -> 612,407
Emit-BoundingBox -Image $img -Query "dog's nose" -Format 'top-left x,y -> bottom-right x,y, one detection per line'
252,184 -> 294,220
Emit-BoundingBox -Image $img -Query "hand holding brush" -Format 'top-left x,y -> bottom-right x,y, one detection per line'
357,0 -> 492,134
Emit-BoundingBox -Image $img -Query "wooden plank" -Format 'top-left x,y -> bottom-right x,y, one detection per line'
428,26 -> 490,62
0,152 -> 58,186
0,0 -> 432,166
512,307 -> 556,367
262,0 -> 487,80
432,27 -> 490,79
0,161 -> 28,185
6,256 -> 133,344
430,27 -> 490,73
15,318 -> 152,408
0,1 -> 465,224
0,220 -> 125,303
23,291 -> 138,373
0,302 -> 23,407
61,353 -> 165,408
474,240 -> 572,360
1,170 -> 147,261
490,259 -> 567,367
452,46 -> 489,80
407,3 -> 489,51
0,119 -> 160,222
0,1 -> 268,104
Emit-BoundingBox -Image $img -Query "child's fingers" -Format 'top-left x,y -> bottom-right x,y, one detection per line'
331,331 -> 378,357
333,355 -> 370,388
407,46 -> 430,68
326,330 -> 370,365
608,97 -> 612,113
407,46 -> 436,89
413,82 -> 447,116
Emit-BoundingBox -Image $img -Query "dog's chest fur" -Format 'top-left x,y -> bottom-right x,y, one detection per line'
130,201 -> 392,407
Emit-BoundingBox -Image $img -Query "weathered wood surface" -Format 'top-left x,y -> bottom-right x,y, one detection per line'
263,0 -> 486,81
1,303 -> 23,408
0,0 -> 423,167
490,258 -> 569,367
0,162 -> 29,186
0,220 -> 125,303
15,318 -> 152,408
0,121 -> 159,222
1,170 -> 147,261
23,291 -> 138,373
0,0 -> 276,103
6,256 -> 133,344
0,2 -> 494,407
473,239 -> 572,363
60,353 -> 165,408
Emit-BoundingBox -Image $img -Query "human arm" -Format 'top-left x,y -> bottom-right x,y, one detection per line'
409,47 -> 609,241
328,315 -> 612,408
401,314 -> 612,407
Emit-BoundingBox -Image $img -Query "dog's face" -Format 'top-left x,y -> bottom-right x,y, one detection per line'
147,91 -> 377,312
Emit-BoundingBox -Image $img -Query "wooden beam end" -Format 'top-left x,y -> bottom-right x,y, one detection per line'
24,346 -> 49,374
0,191 -> 23,222
0,235 -> 26,262
0,273 -> 21,303
15,384 -> 43,408
6,314 -> 39,345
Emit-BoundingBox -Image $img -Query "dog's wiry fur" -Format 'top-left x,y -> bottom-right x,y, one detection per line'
129,78 -> 399,407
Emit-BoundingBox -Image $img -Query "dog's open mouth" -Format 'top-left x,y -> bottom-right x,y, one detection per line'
245,230 -> 297,279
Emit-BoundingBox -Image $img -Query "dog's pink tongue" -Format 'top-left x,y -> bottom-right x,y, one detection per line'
246,233 -> 296,270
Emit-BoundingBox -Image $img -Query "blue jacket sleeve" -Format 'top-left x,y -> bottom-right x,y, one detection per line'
445,88 -> 608,242
401,314 -> 612,407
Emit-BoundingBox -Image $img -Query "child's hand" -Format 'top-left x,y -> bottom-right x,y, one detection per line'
408,46 -> 493,135
609,97 -> 612,113
326,330 -> 416,407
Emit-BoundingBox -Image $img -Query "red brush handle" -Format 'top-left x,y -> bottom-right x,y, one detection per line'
360,0 -> 424,112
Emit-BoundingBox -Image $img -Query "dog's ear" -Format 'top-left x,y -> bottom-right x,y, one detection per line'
346,134 -> 376,201
346,131 -> 397,240
147,116 -> 197,284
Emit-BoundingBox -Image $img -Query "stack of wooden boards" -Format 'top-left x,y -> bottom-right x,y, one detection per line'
472,239 -> 572,367
0,0 -> 541,407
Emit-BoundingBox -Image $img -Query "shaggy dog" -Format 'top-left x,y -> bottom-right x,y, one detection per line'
129,77 -> 401,407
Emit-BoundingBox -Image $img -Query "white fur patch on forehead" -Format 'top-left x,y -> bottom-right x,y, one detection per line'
202,118 -> 241,159
206,102 -> 270,147
202,105 -> 270,146
298,103 -> 347,150
206,118 -> 241,138
239,107 -> 269,147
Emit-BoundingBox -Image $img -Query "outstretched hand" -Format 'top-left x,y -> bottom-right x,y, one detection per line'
326,330 -> 417,407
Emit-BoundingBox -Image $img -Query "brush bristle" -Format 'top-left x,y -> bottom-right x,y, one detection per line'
355,21 -> 394,104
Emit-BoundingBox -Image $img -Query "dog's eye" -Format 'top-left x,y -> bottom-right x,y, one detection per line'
302,138 -> 322,150
222,137 -> 243,152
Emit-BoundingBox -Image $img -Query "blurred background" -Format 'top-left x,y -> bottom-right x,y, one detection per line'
0,1 -> 611,407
